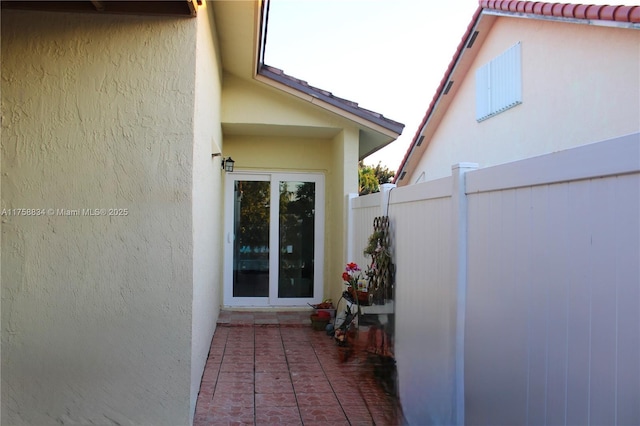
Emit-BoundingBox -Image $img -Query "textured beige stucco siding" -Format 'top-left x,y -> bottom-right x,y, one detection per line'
413,19 -> 640,182
2,10 -> 197,425
191,2 -> 223,423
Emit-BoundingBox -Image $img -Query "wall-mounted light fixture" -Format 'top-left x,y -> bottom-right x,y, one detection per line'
212,153 -> 235,172
222,157 -> 235,172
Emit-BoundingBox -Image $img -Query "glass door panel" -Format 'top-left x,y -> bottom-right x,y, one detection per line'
278,181 -> 315,298
224,172 -> 324,307
232,180 -> 270,298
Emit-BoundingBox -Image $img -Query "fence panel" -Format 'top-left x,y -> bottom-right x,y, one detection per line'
387,178 -> 456,424
349,133 -> 639,425
394,195 -> 456,424
464,133 -> 640,425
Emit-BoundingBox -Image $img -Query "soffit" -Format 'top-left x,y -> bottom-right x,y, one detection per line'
1,1 -> 198,17
212,0 -> 260,80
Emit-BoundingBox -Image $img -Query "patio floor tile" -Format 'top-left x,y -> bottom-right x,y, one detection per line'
255,392 -> 297,407
193,309 -> 404,426
214,381 -> 254,394
255,406 -> 302,425
295,392 -> 339,406
211,392 -> 254,408
217,372 -> 254,383
206,405 -> 254,424
292,379 -> 333,394
254,361 -> 289,373
298,405 -> 348,423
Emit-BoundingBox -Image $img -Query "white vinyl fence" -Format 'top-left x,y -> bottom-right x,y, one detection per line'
348,133 -> 639,425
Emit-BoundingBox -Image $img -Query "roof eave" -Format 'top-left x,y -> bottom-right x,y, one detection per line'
395,5 -> 485,184
257,65 -> 404,137
253,0 -> 404,145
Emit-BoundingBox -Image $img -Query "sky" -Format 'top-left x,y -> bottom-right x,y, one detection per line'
264,0 -> 636,172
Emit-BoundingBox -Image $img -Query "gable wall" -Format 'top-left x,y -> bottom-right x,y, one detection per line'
222,73 -> 350,130
1,10 -> 198,425
412,17 -> 640,183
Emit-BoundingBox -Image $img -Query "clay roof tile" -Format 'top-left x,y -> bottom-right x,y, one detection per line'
562,3 -> 577,18
575,4 -> 589,19
551,3 -> 565,15
600,5 -> 619,21
542,3 -> 555,15
585,4 -> 601,19
613,5 -> 632,21
534,2 -> 545,14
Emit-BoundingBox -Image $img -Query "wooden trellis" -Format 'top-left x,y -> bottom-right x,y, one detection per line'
367,216 -> 394,303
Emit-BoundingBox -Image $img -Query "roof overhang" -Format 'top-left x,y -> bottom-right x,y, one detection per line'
256,65 -> 404,159
214,0 -> 404,159
1,1 -> 199,17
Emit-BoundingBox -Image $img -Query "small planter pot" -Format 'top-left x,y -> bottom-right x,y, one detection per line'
310,314 -> 330,331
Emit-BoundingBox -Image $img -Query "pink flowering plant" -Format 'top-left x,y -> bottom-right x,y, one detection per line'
341,262 -> 362,288
335,262 -> 363,346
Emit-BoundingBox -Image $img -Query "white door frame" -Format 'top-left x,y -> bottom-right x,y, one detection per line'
223,171 -> 324,307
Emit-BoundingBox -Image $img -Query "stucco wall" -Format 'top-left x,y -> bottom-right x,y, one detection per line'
413,18 -> 640,182
330,128 -> 360,304
2,10 -> 197,425
190,2 -> 223,422
222,73 -> 351,130
225,134 -> 333,172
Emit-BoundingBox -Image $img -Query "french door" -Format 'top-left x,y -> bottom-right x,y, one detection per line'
223,172 -> 324,306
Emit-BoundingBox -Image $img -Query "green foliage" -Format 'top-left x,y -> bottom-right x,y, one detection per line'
358,161 -> 395,195
359,163 -> 379,195
372,162 -> 395,185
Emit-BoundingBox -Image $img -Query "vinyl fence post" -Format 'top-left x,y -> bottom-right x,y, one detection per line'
451,162 -> 478,426
380,183 -> 396,217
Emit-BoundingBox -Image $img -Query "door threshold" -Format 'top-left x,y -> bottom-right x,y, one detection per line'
221,306 -> 313,312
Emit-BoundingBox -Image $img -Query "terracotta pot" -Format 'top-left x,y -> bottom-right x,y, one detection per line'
310,314 -> 329,331
348,288 -> 371,306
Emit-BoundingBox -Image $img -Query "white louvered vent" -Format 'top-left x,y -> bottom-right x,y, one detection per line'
476,42 -> 522,122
